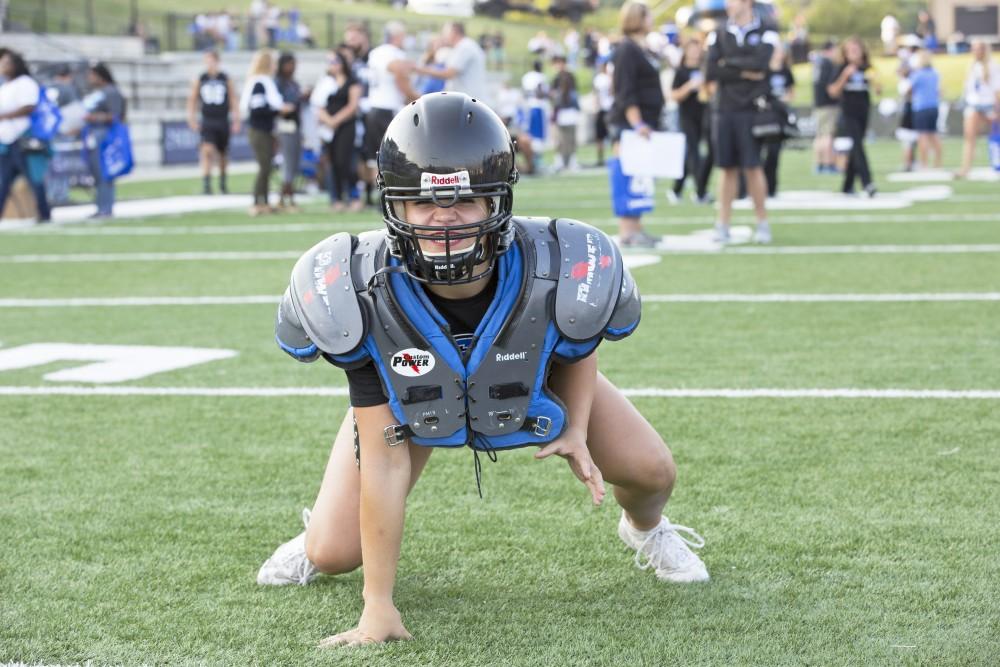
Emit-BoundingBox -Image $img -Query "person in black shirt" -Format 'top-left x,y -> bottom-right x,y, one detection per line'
186,50 -> 239,195
763,45 -> 794,198
317,48 -> 363,211
670,37 -> 713,203
828,37 -> 880,197
811,40 -> 838,174
239,49 -> 293,216
705,0 -> 779,244
608,1 -> 665,248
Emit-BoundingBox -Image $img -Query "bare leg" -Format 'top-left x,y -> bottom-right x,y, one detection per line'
305,409 -> 433,574
744,167 -> 768,222
618,215 -> 642,240
584,372 -> 676,531
717,167 -> 738,227
930,134 -> 943,168
917,134 -> 929,169
200,143 -> 213,178
958,113 -> 980,177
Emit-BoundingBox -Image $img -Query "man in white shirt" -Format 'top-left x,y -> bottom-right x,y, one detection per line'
363,21 -> 417,172
417,22 -> 490,109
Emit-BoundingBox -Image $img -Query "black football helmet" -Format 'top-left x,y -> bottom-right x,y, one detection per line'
377,92 -> 519,285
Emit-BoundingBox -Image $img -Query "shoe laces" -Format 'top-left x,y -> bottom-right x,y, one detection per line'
274,509 -> 316,584
632,520 -> 705,573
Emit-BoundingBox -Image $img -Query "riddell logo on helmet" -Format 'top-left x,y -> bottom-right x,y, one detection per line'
420,170 -> 472,195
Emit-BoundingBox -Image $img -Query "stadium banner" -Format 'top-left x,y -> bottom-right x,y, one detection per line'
160,121 -> 255,165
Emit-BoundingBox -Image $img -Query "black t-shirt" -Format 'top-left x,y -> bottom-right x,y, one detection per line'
671,65 -> 705,120
812,56 -> 836,107
248,81 -> 278,132
610,38 -> 665,128
837,64 -> 871,120
199,72 -> 230,126
325,74 -> 358,118
344,272 -> 499,407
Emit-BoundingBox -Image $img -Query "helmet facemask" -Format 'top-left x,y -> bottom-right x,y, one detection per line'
381,173 -> 515,285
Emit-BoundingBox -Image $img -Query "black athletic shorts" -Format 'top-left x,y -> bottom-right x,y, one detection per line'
200,122 -> 230,153
362,108 -> 396,161
595,110 -> 609,141
712,110 -> 762,169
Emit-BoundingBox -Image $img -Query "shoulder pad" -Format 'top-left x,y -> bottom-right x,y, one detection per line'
287,232 -> 366,356
606,260 -> 641,340
551,218 -> 625,342
512,216 -> 558,279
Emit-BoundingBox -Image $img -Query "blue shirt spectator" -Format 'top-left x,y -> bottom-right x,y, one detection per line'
909,66 -> 939,112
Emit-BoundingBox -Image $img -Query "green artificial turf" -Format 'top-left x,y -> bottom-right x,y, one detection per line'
2,137 -> 1000,665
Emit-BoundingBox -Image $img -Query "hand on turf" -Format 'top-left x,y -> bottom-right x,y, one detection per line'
535,427 -> 605,506
318,601 -> 413,648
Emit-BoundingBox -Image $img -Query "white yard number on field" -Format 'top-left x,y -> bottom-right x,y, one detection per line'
0,343 -> 237,383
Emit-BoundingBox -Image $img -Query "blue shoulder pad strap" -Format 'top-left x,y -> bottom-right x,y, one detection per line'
287,232 -> 366,356
551,218 -> 626,342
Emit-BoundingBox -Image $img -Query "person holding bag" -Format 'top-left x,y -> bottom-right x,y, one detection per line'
0,50 -> 51,223
81,62 -> 126,219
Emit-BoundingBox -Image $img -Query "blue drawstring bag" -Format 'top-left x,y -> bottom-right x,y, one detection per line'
30,86 -> 62,141
83,120 -> 134,181
989,122 -> 1000,173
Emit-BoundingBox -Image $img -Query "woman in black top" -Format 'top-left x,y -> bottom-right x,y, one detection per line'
609,1 -> 665,247
828,37 -> 880,197
763,45 -> 795,198
239,49 -> 292,216
318,48 -> 363,212
669,37 -> 713,203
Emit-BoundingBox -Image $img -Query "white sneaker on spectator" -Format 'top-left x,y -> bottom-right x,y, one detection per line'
257,508 -> 319,586
665,189 -> 680,205
714,223 -> 730,244
618,512 -> 709,583
753,221 -> 772,244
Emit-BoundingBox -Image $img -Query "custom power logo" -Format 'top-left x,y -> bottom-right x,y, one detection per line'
390,348 -> 436,376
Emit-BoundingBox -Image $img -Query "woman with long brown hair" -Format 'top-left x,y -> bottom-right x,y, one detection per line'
828,37 -> 880,197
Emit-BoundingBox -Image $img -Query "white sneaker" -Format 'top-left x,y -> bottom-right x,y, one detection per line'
713,223 -> 730,244
618,512 -> 709,583
753,221 -> 772,244
256,508 -> 319,586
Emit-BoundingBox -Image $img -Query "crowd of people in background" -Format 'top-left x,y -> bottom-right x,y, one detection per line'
2,3 -> 1000,231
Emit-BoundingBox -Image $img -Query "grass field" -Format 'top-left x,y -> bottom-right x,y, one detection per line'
2,138 -> 1000,665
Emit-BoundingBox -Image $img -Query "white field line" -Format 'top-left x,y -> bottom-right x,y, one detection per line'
2,293 -> 999,308
641,293 -> 1000,303
717,244 -> 1000,255
5,213 -> 1000,237
7,244 -> 1000,264
1,386 -> 999,399
0,251 -> 300,263
0,296 -> 279,307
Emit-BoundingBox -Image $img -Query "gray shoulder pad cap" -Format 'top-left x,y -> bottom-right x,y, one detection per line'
287,232 -> 366,356
605,262 -> 641,340
551,218 -> 625,342
275,287 -> 320,361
